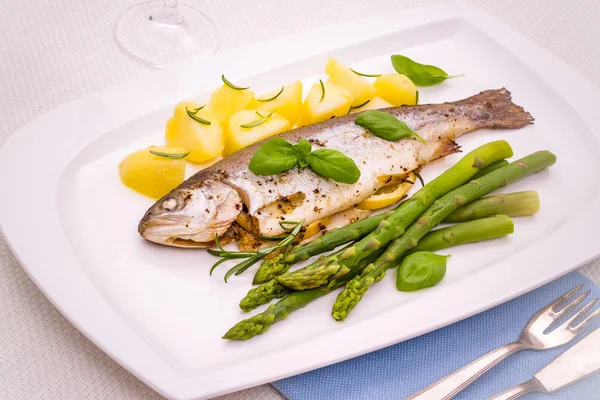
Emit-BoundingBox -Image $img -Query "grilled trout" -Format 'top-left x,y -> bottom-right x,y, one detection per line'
139,88 -> 533,247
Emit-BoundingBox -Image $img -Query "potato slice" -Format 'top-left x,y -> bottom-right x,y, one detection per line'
298,81 -> 354,126
208,85 -> 255,128
373,73 -> 417,106
165,101 -> 224,163
246,80 -> 303,126
119,146 -> 186,199
224,110 -> 292,155
325,58 -> 376,107
350,96 -> 394,113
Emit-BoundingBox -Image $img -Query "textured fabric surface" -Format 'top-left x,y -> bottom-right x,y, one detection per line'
273,272 -> 600,399
0,0 -> 599,399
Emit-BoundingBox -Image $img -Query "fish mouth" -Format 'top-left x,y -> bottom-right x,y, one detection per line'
138,175 -> 243,247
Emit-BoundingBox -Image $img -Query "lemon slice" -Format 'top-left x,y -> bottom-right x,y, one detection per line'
357,172 -> 415,210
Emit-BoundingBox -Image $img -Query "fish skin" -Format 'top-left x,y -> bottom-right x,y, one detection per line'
139,88 -> 533,246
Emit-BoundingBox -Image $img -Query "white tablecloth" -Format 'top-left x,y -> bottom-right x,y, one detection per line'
1,0 -> 599,398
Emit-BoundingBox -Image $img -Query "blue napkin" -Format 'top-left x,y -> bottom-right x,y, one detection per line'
273,272 -> 600,399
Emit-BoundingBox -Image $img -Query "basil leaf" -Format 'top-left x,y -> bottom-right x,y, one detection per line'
249,138 -> 298,175
307,149 -> 360,184
415,90 -> 419,105
355,110 -> 425,143
149,150 -> 191,159
293,139 -> 312,168
397,252 -> 449,292
391,55 -> 463,86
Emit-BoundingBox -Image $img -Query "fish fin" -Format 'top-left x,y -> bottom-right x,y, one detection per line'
432,139 -> 462,161
465,88 -> 534,129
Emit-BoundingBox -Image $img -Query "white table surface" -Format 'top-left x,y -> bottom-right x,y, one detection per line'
1,0 -> 599,398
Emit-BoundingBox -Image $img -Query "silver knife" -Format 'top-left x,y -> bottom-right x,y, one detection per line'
489,327 -> 600,399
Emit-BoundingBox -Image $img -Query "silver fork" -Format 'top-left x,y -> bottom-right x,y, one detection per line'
406,284 -> 600,400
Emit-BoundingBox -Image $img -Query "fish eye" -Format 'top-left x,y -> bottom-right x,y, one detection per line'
161,198 -> 177,211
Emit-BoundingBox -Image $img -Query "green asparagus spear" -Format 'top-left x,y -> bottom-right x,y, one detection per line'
241,214 -> 515,311
224,250 -> 384,340
406,215 -> 514,254
225,215 -> 517,339
332,150 -> 556,321
470,159 -> 509,180
253,209 -> 395,284
444,191 -> 539,222
276,140 -> 514,290
239,279 -> 292,312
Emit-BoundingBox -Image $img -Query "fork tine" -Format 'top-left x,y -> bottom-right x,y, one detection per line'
550,284 -> 584,311
571,306 -> 600,334
553,290 -> 590,319
559,297 -> 599,331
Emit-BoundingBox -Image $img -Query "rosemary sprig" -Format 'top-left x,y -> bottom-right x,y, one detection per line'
256,85 -> 284,102
319,79 -> 326,102
149,150 -> 191,159
240,111 -> 274,128
350,68 -> 381,78
222,75 -> 250,90
186,106 -> 211,125
347,99 -> 371,114
209,220 -> 304,282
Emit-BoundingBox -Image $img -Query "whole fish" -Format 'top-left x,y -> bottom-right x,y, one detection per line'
139,88 -> 533,247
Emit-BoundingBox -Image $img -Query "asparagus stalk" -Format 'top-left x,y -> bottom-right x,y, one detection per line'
470,159 -> 509,180
241,215 -> 515,311
332,150 -> 556,321
224,251 -> 384,340
406,215 -> 514,254
225,215 -> 517,339
276,140 -> 514,290
444,191 -> 539,222
253,209 -> 395,284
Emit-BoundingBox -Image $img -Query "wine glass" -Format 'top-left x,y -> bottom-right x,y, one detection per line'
114,0 -> 218,69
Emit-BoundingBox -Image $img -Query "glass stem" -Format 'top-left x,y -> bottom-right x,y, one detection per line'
150,0 -> 183,25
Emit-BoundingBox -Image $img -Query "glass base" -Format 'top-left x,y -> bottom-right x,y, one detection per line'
114,1 -> 218,69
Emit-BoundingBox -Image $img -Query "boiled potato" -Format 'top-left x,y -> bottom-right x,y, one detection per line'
119,146 -> 186,199
325,58 -> 376,107
246,80 -> 303,126
373,73 -> 417,106
350,96 -> 394,114
225,110 -> 292,155
165,101 -> 224,163
298,81 -> 354,126
208,85 -> 255,128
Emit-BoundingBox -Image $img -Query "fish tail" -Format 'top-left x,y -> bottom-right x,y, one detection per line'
432,139 -> 462,161
464,88 -> 534,129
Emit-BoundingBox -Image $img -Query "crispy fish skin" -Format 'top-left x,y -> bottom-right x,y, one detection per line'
139,88 -> 533,246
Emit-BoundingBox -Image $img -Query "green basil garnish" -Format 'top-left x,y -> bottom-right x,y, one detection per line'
249,138 -> 360,184
319,79 -> 325,102
150,150 -> 191,159
256,85 -> 284,102
240,111 -> 273,128
355,110 -> 425,143
293,138 -> 312,168
307,149 -> 360,184
415,90 -> 419,105
391,55 -> 463,86
248,138 -> 298,175
186,106 -> 211,125
349,68 -> 381,78
396,251 -> 449,291
222,74 -> 250,90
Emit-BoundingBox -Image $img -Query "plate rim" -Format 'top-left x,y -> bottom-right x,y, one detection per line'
2,2 -> 600,399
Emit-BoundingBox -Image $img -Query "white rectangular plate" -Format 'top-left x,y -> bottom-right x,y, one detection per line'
2,3 -> 600,399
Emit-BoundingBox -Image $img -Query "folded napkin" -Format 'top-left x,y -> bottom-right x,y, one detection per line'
273,272 -> 600,399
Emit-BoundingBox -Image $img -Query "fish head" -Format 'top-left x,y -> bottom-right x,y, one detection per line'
138,173 -> 242,247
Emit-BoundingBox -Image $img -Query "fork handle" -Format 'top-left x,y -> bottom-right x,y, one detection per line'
488,378 -> 545,400
406,341 -> 527,400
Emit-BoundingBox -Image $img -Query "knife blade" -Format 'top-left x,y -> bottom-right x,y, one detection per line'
534,326 -> 600,392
